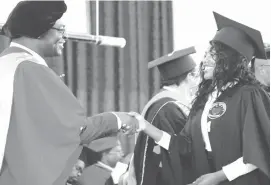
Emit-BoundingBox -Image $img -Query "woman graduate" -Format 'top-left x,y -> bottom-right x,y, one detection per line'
131,12 -> 270,185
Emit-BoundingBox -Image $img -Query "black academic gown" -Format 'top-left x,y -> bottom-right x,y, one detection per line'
133,97 -> 192,185
169,84 -> 270,185
0,47 -> 119,185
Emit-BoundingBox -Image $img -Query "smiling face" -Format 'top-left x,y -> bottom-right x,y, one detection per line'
39,19 -> 66,57
201,50 -> 217,80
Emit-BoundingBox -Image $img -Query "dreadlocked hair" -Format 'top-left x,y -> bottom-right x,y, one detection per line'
189,41 -> 260,117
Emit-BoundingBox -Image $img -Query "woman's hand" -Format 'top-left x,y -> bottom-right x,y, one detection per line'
128,112 -> 148,132
128,112 -> 164,144
188,170 -> 227,185
116,112 -> 140,135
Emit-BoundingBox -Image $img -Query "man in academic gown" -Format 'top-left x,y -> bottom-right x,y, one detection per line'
120,47 -> 199,185
0,1 -> 139,185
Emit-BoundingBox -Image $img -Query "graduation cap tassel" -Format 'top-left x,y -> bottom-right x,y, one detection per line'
0,24 -> 126,48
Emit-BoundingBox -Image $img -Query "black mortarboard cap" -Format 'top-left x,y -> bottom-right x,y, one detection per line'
1,1 -> 67,39
88,137 -> 119,153
212,12 -> 266,61
148,46 -> 196,81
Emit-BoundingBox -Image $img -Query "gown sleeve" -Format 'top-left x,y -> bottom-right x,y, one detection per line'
242,86 -> 270,177
167,118 -> 192,156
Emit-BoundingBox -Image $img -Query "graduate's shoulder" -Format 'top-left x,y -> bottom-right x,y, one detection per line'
235,84 -> 270,102
150,97 -> 180,112
145,97 -> 179,118
147,98 -> 186,121
238,84 -> 268,96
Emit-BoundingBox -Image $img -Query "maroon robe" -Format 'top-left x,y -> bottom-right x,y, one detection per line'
0,47 -> 119,185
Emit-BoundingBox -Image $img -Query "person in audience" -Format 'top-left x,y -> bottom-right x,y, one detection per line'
78,137 -> 129,185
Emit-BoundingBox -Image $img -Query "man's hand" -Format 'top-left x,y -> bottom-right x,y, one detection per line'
128,112 -> 147,132
115,112 -> 139,135
188,171 -> 227,185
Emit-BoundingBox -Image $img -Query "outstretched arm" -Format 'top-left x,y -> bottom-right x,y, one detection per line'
80,112 -> 139,146
129,112 -> 192,156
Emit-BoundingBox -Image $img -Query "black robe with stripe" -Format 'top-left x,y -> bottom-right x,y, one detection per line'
133,97 -> 193,185
169,84 -> 270,185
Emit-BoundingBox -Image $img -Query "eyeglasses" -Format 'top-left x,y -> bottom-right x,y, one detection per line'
202,63 -> 216,68
189,69 -> 200,78
51,27 -> 66,34
205,51 -> 219,60
260,64 -> 270,67
202,52 -> 217,67
202,60 -> 216,68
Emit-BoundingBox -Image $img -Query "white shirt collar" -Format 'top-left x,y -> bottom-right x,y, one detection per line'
97,161 -> 114,172
10,42 -> 48,67
163,86 -> 177,92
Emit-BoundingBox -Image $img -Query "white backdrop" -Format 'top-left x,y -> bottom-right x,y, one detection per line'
172,0 -> 271,63
0,0 -> 270,63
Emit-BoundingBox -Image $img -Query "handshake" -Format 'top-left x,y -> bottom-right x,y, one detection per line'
117,112 -> 148,135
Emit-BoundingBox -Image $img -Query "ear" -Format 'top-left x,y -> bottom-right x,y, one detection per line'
100,152 -> 107,161
259,68 -> 266,75
38,29 -> 52,40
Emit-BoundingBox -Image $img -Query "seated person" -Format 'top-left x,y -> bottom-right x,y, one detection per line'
78,137 -> 130,185
67,159 -> 86,185
67,146 -> 101,185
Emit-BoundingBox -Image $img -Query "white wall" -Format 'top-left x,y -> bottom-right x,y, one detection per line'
0,0 -> 89,33
61,0 -> 89,33
0,0 -> 19,24
172,0 -> 271,63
